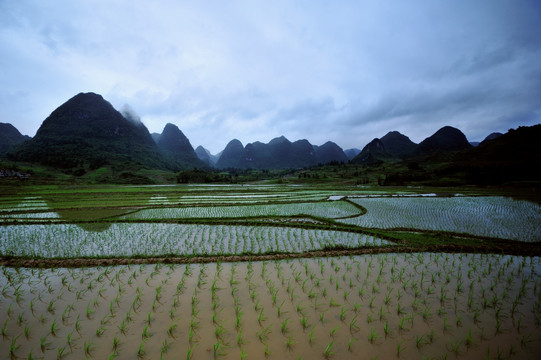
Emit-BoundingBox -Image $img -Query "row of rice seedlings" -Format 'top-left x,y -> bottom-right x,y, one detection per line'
121,200 -> 361,221
0,185 -> 388,216
343,196 -> 541,241
0,185 -> 292,216
0,212 -> 61,221
0,193 -> 154,213
262,253 -> 541,359
1,253 -> 539,359
0,197 -> 50,213
0,223 -> 390,258
138,187 -> 344,205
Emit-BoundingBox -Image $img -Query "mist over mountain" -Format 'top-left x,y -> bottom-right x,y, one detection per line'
0,123 -> 30,157
195,145 -> 211,165
195,145 -> 218,166
344,148 -> 361,160
151,133 -> 161,143
119,104 -> 142,125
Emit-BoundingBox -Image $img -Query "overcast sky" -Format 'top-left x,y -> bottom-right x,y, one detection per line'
1,0 -> 540,153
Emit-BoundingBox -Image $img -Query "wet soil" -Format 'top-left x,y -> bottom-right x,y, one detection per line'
2,242 -> 541,268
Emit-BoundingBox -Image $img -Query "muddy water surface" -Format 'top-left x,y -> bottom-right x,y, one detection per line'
1,253 -> 540,359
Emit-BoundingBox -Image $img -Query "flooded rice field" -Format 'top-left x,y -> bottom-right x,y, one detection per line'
343,196 -> 541,242
0,224 -> 389,258
1,252 -> 540,359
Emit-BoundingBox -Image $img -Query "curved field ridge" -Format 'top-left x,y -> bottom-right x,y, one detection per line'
120,200 -> 361,220
0,223 -> 389,258
343,196 -> 541,242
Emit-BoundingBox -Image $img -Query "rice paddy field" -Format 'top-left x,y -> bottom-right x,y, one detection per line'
1,184 -> 540,359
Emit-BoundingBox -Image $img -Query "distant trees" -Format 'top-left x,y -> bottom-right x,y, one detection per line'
176,169 -> 231,183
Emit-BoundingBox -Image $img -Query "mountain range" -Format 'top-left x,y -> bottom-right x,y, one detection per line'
0,123 -> 30,157
155,123 -> 208,170
449,126 -> 539,185
212,136 -> 348,170
351,126 -> 473,165
194,146 -> 216,166
6,93 -> 204,176
1,92 -> 539,185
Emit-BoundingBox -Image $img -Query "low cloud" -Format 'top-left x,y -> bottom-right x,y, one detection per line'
119,104 -> 142,126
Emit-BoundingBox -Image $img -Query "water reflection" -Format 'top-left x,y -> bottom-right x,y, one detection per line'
43,192 -> 151,231
148,195 -> 174,205
53,208 -> 134,232
0,196 -> 60,220
0,195 -> 149,232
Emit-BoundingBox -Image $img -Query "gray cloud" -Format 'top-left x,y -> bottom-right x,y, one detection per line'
1,0 -> 540,154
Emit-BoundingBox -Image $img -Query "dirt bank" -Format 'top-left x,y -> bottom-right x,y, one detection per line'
2,242 -> 540,268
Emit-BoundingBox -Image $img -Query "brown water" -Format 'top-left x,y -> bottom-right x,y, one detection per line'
1,253 -> 540,359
